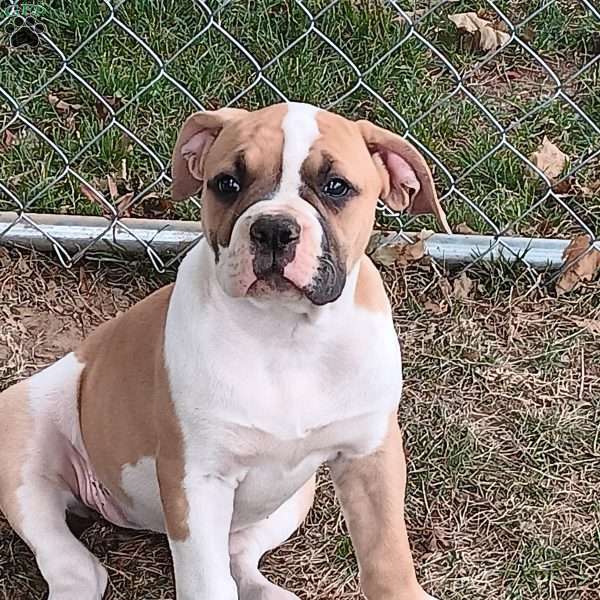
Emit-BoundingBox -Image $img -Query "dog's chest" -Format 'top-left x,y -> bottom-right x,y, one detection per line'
227,409 -> 386,528
166,308 -> 401,529
160,260 -> 403,530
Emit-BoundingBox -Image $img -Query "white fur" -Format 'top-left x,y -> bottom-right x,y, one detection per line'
120,456 -> 165,532
161,240 -> 402,594
15,354 -> 108,599
169,473 -> 238,600
229,477 -> 315,600
27,352 -> 84,439
276,102 -> 320,202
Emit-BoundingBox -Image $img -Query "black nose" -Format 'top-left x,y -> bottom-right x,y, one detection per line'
250,215 -> 301,276
249,215 -> 301,252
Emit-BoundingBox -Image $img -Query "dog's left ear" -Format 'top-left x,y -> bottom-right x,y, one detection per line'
172,108 -> 248,201
358,120 -> 451,234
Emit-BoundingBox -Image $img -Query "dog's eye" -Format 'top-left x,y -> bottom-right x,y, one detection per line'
216,175 -> 241,196
322,177 -> 350,198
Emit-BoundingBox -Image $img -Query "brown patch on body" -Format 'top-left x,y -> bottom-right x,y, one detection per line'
0,382 -> 32,530
77,284 -> 189,540
354,256 -> 390,314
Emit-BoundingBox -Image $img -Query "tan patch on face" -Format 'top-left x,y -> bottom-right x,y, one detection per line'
77,284 -> 189,541
0,381 -> 32,530
354,256 -> 390,314
303,112 -> 383,270
201,104 -> 288,252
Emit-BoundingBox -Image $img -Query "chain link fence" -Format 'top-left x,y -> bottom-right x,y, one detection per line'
0,0 -> 598,286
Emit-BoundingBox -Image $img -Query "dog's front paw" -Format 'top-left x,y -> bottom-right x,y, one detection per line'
240,581 -> 300,600
182,579 -> 238,600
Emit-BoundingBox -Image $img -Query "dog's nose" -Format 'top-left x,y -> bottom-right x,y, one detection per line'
250,216 -> 301,252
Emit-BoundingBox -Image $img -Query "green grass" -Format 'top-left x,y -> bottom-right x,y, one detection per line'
0,0 -> 598,236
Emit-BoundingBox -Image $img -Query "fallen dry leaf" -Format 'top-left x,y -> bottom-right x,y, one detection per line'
116,192 -> 135,217
94,95 -> 123,122
107,175 -> 119,200
371,231 -> 433,267
530,136 -> 568,181
556,234 -> 600,295
449,12 -> 510,51
422,298 -> 448,315
80,183 -> 103,205
1,129 -> 17,152
48,93 -> 82,114
521,26 -> 536,43
138,192 -> 170,218
553,176 -> 574,194
453,272 -> 475,300
456,222 -> 476,235
371,238 -> 425,267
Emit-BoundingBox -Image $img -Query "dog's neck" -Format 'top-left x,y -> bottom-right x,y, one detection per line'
176,240 -> 361,337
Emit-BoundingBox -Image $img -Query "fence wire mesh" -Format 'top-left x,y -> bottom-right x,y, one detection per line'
0,0 -> 598,284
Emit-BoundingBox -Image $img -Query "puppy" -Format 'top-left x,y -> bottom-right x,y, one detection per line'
0,103 -> 449,599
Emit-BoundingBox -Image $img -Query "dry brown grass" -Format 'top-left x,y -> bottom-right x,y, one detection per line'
0,246 -> 599,600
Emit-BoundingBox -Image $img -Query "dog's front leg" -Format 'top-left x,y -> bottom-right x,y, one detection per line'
158,461 -> 238,600
328,415 -> 435,600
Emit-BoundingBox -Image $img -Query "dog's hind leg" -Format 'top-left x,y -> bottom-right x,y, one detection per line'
6,478 -> 108,600
0,362 -> 108,600
229,476 -> 316,600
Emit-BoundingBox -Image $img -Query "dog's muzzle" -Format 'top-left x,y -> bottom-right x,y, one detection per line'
216,205 -> 346,306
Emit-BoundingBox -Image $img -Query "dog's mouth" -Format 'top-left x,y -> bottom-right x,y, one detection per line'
246,272 -> 303,300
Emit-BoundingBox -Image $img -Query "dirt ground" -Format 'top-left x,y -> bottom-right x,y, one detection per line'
0,245 -> 598,600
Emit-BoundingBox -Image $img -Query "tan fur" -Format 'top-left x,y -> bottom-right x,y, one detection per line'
358,120 -> 451,234
76,284 -> 189,541
330,414 -> 421,600
171,108 -> 249,202
0,382 -> 32,528
309,112 -> 384,270
354,256 -> 390,314
174,104 -> 287,252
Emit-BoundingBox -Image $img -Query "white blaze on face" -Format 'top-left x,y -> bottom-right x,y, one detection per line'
217,102 -> 326,299
276,102 -> 320,202
278,103 -> 325,290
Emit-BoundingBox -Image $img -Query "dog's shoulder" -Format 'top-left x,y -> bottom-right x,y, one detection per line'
354,255 -> 390,315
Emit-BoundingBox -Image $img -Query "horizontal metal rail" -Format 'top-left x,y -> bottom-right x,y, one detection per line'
0,212 -> 569,269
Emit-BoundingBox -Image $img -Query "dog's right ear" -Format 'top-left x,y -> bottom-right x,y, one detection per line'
171,108 -> 247,201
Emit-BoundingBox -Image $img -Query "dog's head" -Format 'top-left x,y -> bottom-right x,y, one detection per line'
172,103 -> 449,306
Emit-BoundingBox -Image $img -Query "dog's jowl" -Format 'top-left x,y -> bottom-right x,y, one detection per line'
0,103 -> 450,600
